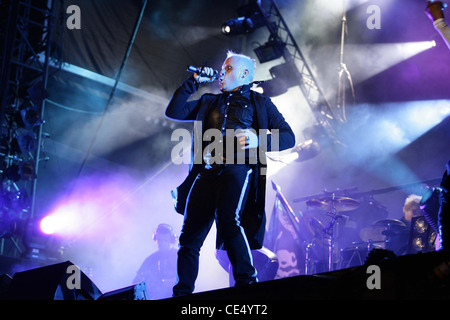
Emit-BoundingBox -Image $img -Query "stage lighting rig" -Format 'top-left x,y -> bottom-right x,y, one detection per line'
225,0 -> 341,150
0,0 -> 55,260
222,1 -> 267,36
254,40 -> 286,63
407,216 -> 437,254
255,61 -> 301,97
255,79 -> 287,97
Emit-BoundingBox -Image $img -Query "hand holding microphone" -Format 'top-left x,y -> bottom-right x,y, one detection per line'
187,65 -> 219,83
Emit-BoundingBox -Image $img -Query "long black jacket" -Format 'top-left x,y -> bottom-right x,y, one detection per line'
165,76 -> 295,249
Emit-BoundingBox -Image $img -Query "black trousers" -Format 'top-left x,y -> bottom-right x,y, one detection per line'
173,164 -> 257,296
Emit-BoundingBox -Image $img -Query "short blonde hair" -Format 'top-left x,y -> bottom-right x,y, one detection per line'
403,194 -> 422,220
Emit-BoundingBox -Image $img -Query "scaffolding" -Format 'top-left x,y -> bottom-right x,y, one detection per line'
0,0 -> 55,259
254,0 -> 343,143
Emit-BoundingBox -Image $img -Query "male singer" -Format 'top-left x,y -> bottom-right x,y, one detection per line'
165,51 -> 295,296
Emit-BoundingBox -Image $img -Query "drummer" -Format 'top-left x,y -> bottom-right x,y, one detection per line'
400,194 -> 424,227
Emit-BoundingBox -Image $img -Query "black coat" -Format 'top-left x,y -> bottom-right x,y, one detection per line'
165,76 -> 295,249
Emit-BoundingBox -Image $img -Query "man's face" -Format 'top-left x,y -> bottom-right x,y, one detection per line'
156,233 -> 173,252
219,56 -> 246,92
405,204 -> 423,221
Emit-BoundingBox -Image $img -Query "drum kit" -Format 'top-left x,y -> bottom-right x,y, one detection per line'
300,193 -> 409,273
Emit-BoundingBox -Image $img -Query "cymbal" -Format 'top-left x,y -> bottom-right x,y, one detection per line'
304,216 -> 329,240
359,219 -> 408,242
359,225 -> 387,242
372,219 -> 406,228
306,196 -> 360,212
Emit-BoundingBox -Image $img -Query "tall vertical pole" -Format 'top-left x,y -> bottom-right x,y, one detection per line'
336,0 -> 355,124
31,0 -> 55,219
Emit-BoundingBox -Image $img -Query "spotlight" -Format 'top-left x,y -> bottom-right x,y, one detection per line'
412,236 -> 425,250
222,14 -> 264,36
255,62 -> 301,97
269,62 -> 300,87
407,216 -> 437,254
414,218 -> 427,234
255,79 -> 288,97
20,161 -> 36,180
222,1 -> 266,36
222,24 -> 231,35
222,16 -> 249,35
423,40 -> 437,49
254,40 -> 286,63
293,139 -> 321,162
40,215 -> 59,235
342,41 -> 439,85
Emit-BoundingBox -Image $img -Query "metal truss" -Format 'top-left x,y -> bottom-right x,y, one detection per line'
256,0 -> 343,143
0,0 -> 55,258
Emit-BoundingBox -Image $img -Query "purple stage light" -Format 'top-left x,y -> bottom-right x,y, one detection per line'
40,215 -> 59,235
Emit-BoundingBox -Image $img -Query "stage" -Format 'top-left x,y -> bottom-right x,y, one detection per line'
1,250 -> 449,301
1,0 -> 450,307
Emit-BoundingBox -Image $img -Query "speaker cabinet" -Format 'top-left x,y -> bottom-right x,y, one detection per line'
4,260 -> 102,300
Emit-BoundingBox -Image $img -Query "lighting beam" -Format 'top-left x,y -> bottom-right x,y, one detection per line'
343,41 -> 437,85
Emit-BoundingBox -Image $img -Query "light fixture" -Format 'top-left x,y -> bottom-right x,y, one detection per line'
254,40 -> 286,63
269,62 -> 300,87
255,62 -> 301,97
19,161 -> 36,180
293,139 -> 321,162
414,218 -> 427,234
255,79 -> 288,97
407,216 -> 437,253
222,13 -> 265,36
222,17 -> 252,35
412,237 -> 425,250
221,1 -> 266,36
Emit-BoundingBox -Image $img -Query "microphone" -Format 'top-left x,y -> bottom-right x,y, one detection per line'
186,65 -> 219,80
251,80 -> 268,85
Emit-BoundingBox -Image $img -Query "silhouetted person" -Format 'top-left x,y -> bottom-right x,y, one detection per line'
133,224 -> 177,299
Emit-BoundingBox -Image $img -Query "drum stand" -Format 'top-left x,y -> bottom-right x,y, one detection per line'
322,196 -> 348,272
304,240 -> 315,275
304,192 -> 360,273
